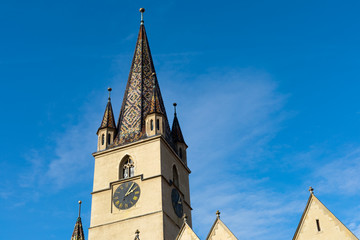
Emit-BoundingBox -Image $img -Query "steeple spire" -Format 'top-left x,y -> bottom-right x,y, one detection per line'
171,103 -> 187,162
97,88 -> 117,151
98,88 -> 116,133
114,9 -> 171,146
71,201 -> 85,240
171,103 -> 186,145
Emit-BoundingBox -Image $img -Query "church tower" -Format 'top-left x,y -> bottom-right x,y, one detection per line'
89,8 -> 192,240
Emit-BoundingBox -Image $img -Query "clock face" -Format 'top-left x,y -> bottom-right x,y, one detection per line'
171,188 -> 183,218
113,181 -> 141,210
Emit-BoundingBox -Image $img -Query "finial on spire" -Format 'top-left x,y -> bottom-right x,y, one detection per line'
78,200 -> 82,217
173,103 -> 177,115
216,210 -> 221,218
71,201 -> 85,240
183,213 -> 188,223
135,229 -> 140,240
108,87 -> 112,101
139,8 -> 145,25
309,186 -> 314,194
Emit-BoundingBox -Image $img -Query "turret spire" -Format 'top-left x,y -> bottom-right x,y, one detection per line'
71,201 -> 85,240
171,103 -> 186,145
114,12 -> 171,146
98,88 -> 116,133
97,88 -> 117,151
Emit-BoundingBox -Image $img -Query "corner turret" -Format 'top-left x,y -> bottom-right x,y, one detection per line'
97,88 -> 116,151
171,103 -> 188,163
145,73 -> 166,137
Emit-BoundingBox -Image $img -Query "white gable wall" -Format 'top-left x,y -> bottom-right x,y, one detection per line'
294,194 -> 358,240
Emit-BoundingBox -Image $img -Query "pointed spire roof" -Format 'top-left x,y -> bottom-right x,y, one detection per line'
292,188 -> 359,240
71,201 -> 85,240
149,74 -> 164,115
114,9 -> 171,146
171,103 -> 186,145
98,88 -> 116,133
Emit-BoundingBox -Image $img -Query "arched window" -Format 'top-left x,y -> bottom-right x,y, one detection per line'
120,157 -> 135,179
101,134 -> 105,145
150,120 -> 154,131
156,119 -> 160,130
173,165 -> 179,187
107,134 -> 111,144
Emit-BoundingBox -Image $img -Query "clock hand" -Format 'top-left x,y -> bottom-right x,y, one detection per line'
125,183 -> 135,197
127,187 -> 138,195
177,195 -> 182,204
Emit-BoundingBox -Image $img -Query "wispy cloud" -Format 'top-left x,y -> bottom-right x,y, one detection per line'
45,122 -> 96,189
313,146 -> 360,195
192,184 -> 301,240
123,33 -> 136,42
0,188 -> 13,200
158,68 -> 294,239
348,221 -> 360,238
21,63 -> 294,239
285,143 -> 360,196
21,94 -> 103,191
279,144 -> 360,238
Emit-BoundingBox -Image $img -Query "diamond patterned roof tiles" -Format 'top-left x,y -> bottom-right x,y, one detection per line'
71,217 -> 85,240
113,23 -> 171,146
98,98 -> 116,132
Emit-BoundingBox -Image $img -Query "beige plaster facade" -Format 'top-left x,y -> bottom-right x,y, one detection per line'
206,217 -> 238,240
176,222 -> 201,240
293,193 -> 358,240
89,135 -> 192,240
145,113 -> 165,137
97,128 -> 115,152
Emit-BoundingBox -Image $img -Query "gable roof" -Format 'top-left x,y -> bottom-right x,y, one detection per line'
176,222 -> 201,240
206,214 -> 238,240
292,192 -> 358,240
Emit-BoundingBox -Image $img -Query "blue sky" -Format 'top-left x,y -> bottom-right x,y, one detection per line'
1,0 -> 360,239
